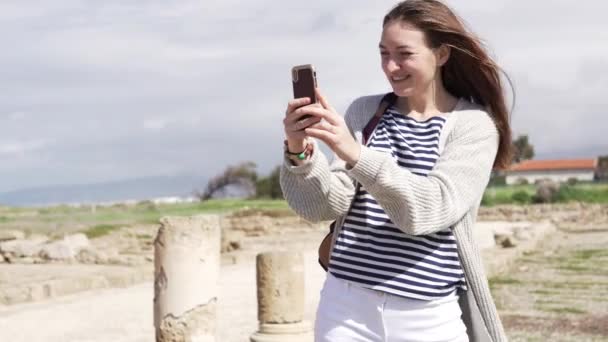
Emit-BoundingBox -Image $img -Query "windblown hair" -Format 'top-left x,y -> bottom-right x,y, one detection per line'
384,0 -> 513,168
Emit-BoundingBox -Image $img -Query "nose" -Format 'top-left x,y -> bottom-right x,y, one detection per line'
385,58 -> 400,73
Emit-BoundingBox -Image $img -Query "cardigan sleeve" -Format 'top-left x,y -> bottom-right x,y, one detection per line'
279,141 -> 356,222
278,97 -> 375,223
346,109 -> 499,235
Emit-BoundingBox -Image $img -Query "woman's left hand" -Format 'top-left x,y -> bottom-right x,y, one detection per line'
296,88 -> 361,167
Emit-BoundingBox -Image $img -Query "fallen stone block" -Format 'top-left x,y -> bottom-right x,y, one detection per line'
0,230 -> 25,242
495,235 -> 517,248
63,233 -> 90,250
76,247 -> 108,264
482,220 -> 556,277
40,234 -> 91,261
0,238 -> 46,257
18,257 -> 36,264
40,242 -> 76,260
221,230 -> 244,253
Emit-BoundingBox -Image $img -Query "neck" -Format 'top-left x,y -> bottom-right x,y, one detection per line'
396,78 -> 458,117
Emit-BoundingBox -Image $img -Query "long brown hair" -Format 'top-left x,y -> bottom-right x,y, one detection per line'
383,0 -> 513,169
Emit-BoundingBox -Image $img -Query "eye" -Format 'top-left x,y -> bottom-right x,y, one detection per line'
380,51 -> 389,56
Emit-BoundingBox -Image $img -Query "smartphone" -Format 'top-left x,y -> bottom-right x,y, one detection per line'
291,64 -> 318,120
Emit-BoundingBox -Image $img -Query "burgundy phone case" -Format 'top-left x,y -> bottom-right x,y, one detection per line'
292,65 -> 317,103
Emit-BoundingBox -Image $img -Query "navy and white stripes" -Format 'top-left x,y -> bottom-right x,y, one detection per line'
328,105 -> 466,301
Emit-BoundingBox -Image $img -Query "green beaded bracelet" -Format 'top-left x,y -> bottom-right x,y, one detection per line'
284,139 -> 313,161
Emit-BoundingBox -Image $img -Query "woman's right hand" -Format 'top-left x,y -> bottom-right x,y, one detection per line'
283,97 -> 322,152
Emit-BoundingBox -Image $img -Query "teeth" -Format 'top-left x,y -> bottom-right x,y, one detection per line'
393,76 -> 408,81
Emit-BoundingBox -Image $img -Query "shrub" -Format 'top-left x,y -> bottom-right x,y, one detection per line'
566,177 -> 578,186
488,173 -> 506,187
83,224 -> 123,239
137,200 -> 158,211
511,190 -> 532,204
481,192 -> 495,206
533,180 -> 561,203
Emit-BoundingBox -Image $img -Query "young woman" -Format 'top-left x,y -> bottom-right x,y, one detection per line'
281,0 -> 512,341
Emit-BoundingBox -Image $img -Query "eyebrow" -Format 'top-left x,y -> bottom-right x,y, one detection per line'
379,43 -> 412,49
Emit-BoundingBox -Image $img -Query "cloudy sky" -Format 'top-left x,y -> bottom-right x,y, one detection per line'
1,0 -> 606,193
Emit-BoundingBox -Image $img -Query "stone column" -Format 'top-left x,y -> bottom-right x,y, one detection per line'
250,252 -> 313,342
154,215 -> 221,342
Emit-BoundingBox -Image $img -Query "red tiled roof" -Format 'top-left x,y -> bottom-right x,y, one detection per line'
509,159 -> 597,172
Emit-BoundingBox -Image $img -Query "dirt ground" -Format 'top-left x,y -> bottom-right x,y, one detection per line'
491,224 -> 608,342
0,233 -> 327,342
1,204 -> 607,341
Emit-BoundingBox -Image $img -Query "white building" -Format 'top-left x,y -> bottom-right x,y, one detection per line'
151,196 -> 197,205
505,159 -> 597,185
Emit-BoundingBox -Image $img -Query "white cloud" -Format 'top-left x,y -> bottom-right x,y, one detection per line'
143,118 -> 172,131
0,0 -> 606,193
4,111 -> 26,121
0,139 -> 50,156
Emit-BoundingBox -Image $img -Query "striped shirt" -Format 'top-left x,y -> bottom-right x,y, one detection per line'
328,104 -> 467,301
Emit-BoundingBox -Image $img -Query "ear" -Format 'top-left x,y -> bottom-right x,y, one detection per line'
435,44 -> 451,67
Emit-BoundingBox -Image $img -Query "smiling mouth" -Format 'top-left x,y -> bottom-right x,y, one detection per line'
391,75 -> 411,82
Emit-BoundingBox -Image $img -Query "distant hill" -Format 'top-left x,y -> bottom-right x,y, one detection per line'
0,174 -> 207,207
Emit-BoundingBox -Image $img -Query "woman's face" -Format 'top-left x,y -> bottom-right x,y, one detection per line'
380,20 -> 444,98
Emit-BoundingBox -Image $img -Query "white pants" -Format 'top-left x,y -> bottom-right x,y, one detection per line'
315,273 -> 468,342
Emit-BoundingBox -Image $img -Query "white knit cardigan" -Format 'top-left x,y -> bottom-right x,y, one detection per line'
280,94 -> 508,342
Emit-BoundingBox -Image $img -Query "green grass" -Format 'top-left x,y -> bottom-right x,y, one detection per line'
571,249 -> 608,260
574,182 -> 608,190
482,182 -> 608,206
6,189 -> 607,237
483,185 -> 536,206
489,276 -> 522,290
531,281 -> 596,290
0,199 -> 293,236
538,306 -> 587,315
554,249 -> 608,275
82,223 -> 124,239
489,277 -> 522,284
531,289 -> 553,295
555,185 -> 608,203
559,265 -> 593,272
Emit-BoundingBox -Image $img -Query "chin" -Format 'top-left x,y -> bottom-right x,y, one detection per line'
391,86 -> 414,97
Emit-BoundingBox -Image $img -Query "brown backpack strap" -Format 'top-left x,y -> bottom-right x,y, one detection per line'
362,93 -> 397,144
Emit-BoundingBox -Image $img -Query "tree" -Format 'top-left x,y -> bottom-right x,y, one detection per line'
195,161 -> 258,201
512,134 -> 535,164
255,166 -> 283,199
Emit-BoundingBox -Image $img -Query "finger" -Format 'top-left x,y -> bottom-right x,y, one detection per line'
286,97 -> 312,114
284,107 -> 322,128
306,120 -> 335,134
316,88 -> 337,113
304,127 -> 334,146
293,106 -> 340,126
287,116 -> 322,132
